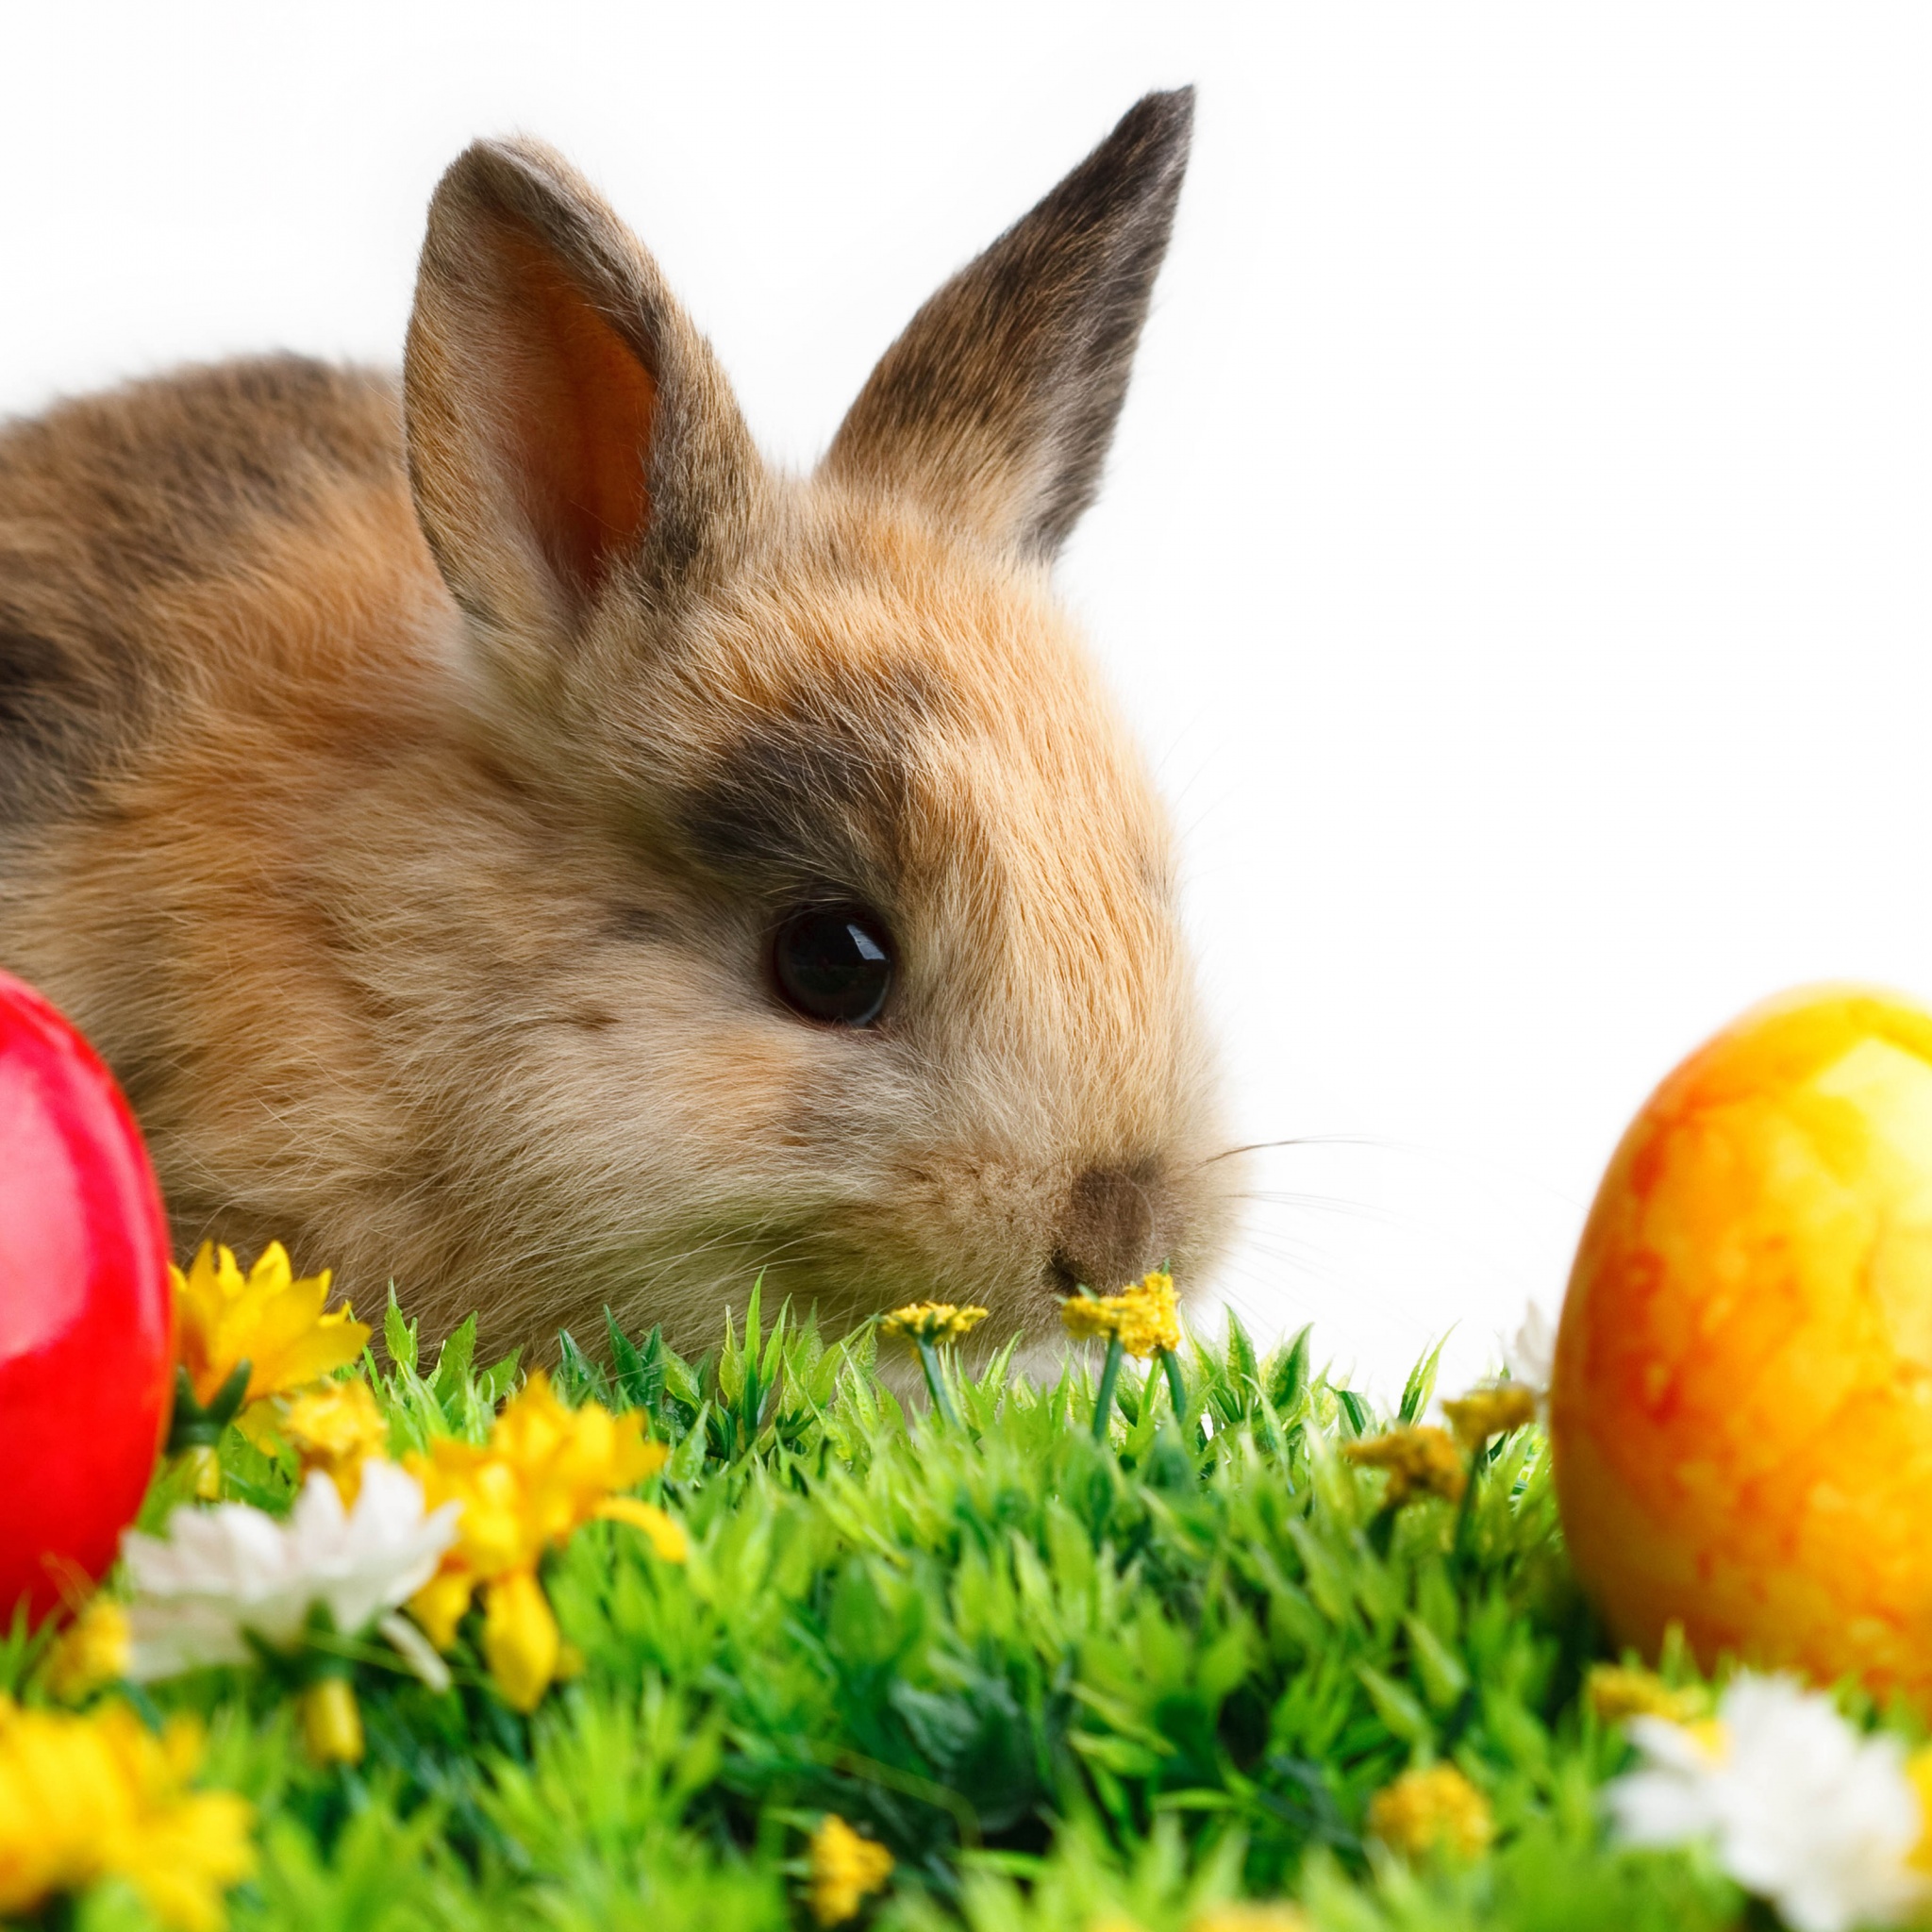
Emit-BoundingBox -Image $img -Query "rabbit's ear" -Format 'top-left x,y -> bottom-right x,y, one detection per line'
823,89 -> 1191,562
404,138 -> 760,681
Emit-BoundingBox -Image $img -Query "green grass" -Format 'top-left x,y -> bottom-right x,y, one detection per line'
11,1290 -> 1754,1932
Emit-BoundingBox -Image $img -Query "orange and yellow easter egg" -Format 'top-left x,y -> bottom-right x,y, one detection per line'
1553,986 -> 1932,1697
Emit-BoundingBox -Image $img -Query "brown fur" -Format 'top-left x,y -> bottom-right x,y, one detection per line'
0,92 -> 1235,1357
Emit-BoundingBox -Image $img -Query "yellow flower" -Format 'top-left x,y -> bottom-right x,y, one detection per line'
596,1494 -> 691,1562
1440,1383 -> 1539,1451
1116,1271 -> 1180,1356
1366,1763 -> 1494,1860
44,1601 -> 131,1702
1343,1425 -> 1468,1507
1586,1663 -> 1707,1726
808,1813 -> 893,1925
296,1679 -> 364,1766
879,1303 -> 990,1344
408,1570 -> 476,1653
482,1569 -> 559,1715
412,1372 -> 670,1574
1906,1746 -> 1932,1873
173,1241 -> 370,1407
1058,1271 -> 1181,1357
1187,1907 -> 1314,1932
282,1379 -> 389,1506
1059,1294 -> 1121,1344
404,1373 -> 678,1711
0,1697 -> 255,1930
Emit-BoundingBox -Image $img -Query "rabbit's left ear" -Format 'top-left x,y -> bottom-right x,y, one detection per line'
403,137 -> 761,695
823,89 -> 1192,562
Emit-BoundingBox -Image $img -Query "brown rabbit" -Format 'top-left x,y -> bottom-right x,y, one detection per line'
0,91 -> 1233,1357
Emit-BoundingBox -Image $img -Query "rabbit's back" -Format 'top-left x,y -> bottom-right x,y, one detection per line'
0,358 -> 482,1313
0,357 -> 425,828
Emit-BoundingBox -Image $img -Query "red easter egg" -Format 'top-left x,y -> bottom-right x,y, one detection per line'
0,970 -> 172,1624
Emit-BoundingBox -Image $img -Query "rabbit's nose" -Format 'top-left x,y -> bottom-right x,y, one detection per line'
1050,1162 -> 1175,1296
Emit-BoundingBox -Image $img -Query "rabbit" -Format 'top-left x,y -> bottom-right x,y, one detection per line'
0,89 -> 1236,1359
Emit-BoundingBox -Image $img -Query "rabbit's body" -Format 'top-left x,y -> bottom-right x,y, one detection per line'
0,94 -> 1233,1355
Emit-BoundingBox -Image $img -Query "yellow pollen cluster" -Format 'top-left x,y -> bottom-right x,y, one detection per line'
1585,1664 -> 1707,1726
173,1241 -> 370,1408
808,1813 -> 894,1924
407,1373 -> 683,1710
282,1379 -> 390,1505
1366,1763 -> 1494,1860
1058,1270 -> 1181,1357
879,1303 -> 990,1344
43,1600 -> 132,1703
1683,1717 -> 1730,1764
0,1697 -> 255,1929
1343,1425 -> 1468,1507
1440,1384 -> 1539,1451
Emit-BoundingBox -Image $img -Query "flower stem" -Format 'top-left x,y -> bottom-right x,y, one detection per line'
1091,1334 -> 1125,1443
163,1357 -> 253,1456
1158,1346 -> 1188,1421
1449,1450 -> 1481,1572
916,1338 -> 960,1428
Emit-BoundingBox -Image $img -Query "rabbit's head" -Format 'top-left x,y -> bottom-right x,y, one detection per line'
399,92 -> 1234,1350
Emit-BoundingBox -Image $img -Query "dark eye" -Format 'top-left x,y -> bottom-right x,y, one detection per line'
771,904 -> 895,1026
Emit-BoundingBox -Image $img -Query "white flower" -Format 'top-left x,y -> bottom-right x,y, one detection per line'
1607,1673 -> 1928,1932
122,1461 -> 458,1680
1606,1711 -> 1729,1843
1504,1298 -> 1557,1391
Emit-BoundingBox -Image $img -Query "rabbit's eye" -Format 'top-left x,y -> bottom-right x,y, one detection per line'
771,905 -> 894,1027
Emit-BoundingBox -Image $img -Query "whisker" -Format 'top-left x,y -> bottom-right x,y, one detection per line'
1234,1190 -> 1426,1233
1200,1135 -> 1391,1166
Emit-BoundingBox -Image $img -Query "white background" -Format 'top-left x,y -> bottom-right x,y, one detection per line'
3,5 -> 1927,1396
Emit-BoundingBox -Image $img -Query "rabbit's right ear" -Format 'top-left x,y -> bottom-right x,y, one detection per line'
404,138 -> 760,698
824,90 -> 1192,562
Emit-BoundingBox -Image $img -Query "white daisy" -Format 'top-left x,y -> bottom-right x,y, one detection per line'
1504,1298 -> 1557,1392
1607,1673 -> 1927,1932
123,1460 -> 458,1681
